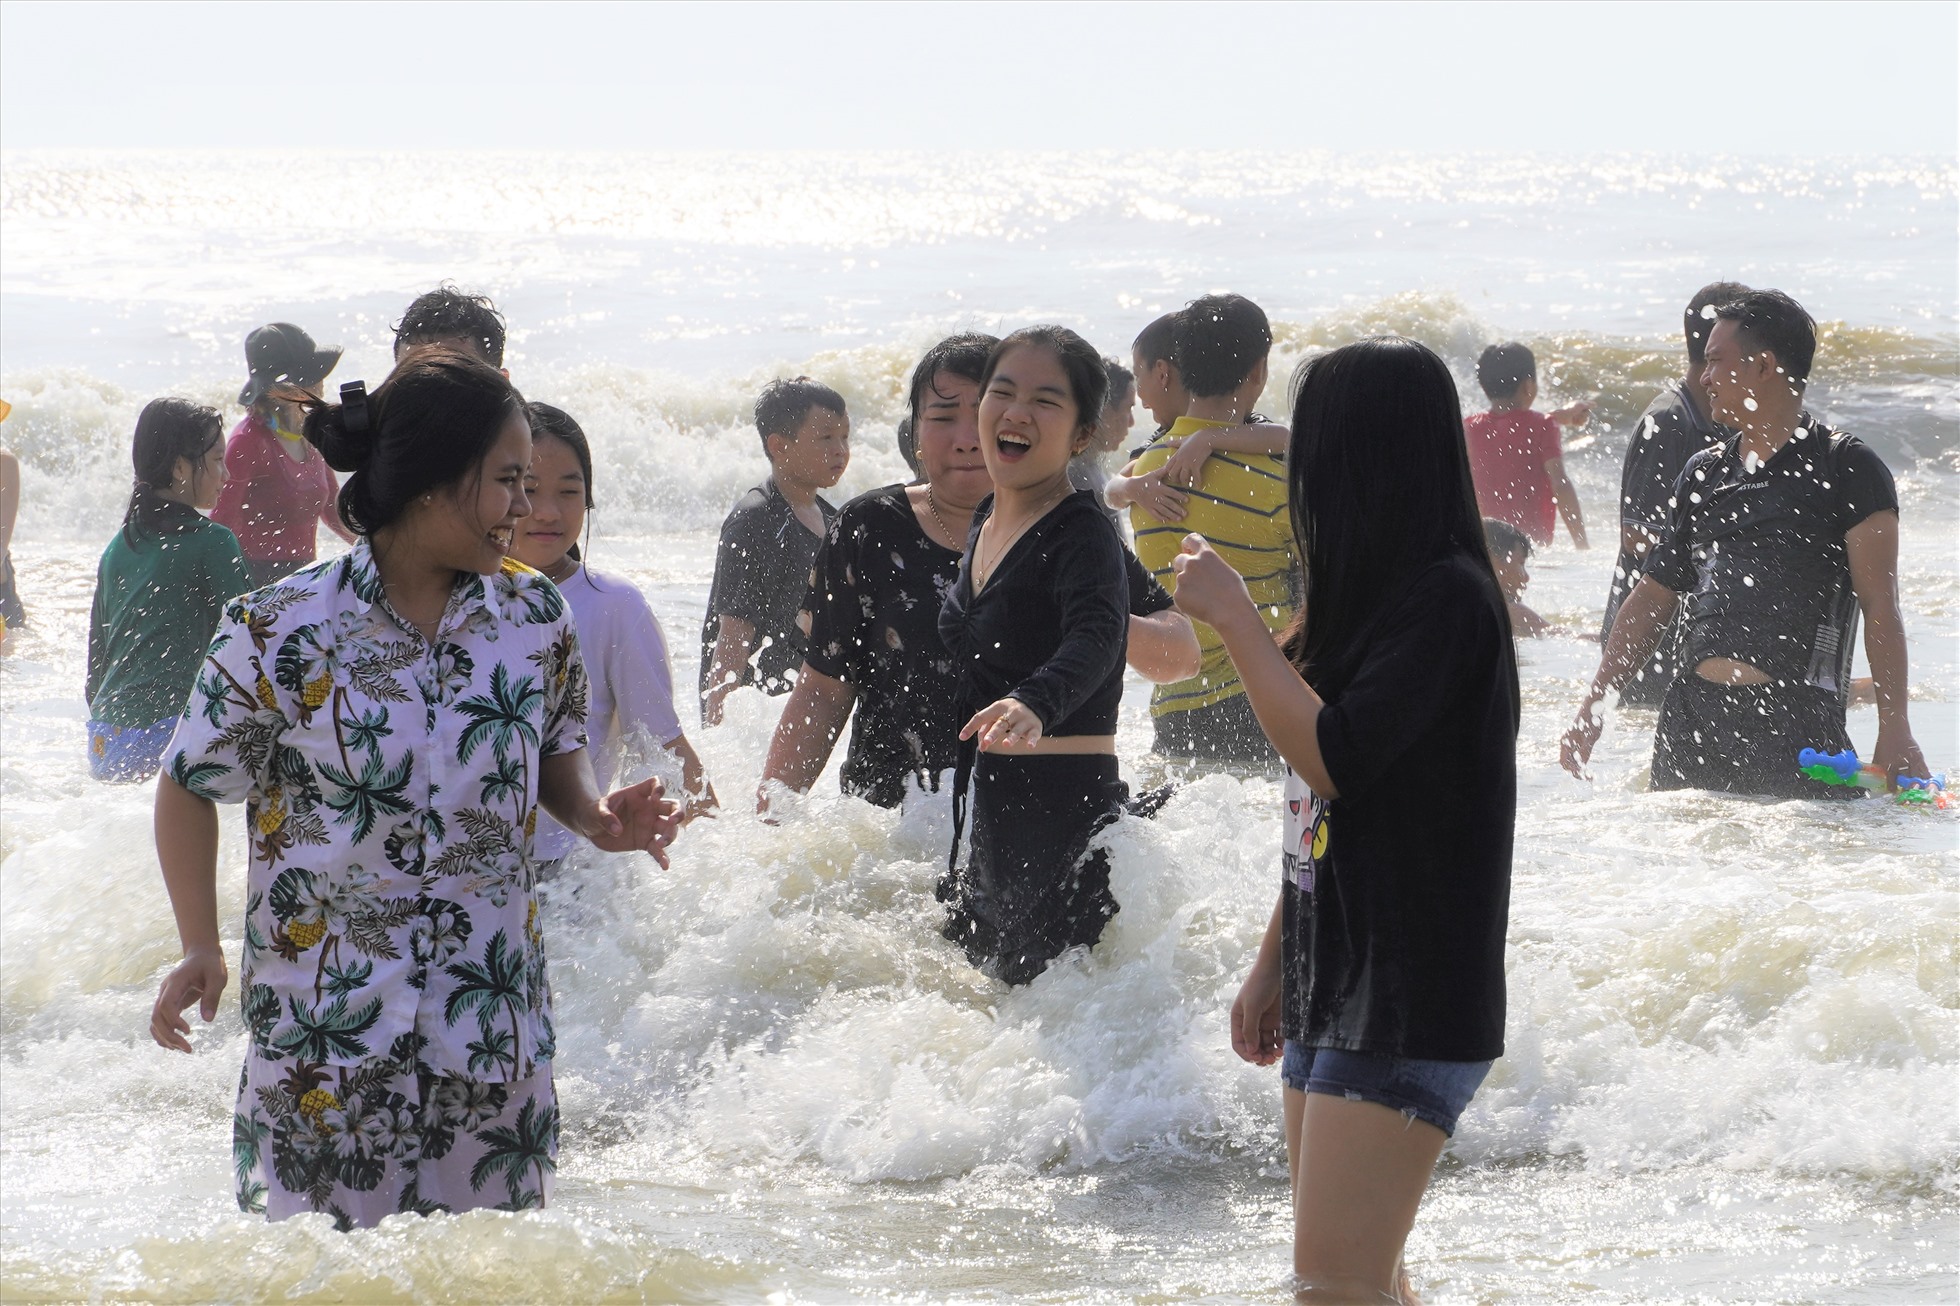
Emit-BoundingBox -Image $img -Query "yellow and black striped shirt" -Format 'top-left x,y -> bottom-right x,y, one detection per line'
1129,417 -> 1299,716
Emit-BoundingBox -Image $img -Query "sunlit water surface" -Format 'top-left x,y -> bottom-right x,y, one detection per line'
2,150 -> 1956,1303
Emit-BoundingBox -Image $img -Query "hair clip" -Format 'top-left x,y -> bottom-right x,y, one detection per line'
340,381 -> 370,438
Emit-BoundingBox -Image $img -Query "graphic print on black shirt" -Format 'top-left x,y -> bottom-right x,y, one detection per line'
1282,773 -> 1327,896
1641,419 -> 1897,694
699,479 -> 836,708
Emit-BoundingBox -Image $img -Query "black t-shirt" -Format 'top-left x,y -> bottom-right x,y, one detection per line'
1619,381 -> 1729,538
1641,419 -> 1897,693
939,491 -> 1133,737
699,479 -> 836,707
810,485 -> 1170,803
1284,552 -> 1517,1062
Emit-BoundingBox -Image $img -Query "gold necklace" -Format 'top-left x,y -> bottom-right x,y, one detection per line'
974,484 -> 1069,588
924,485 -> 959,548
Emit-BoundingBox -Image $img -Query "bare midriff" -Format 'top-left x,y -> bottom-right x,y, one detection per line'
1695,657 -> 1773,686
981,733 -> 1118,757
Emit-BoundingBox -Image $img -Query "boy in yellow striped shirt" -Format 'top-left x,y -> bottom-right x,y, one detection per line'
1125,295 -> 1298,764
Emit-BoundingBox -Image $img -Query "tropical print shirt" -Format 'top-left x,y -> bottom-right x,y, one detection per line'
163,541 -> 588,1082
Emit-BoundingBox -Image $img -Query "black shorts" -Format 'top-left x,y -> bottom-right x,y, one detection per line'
1152,692 -> 1274,765
941,753 -> 1125,986
1652,676 -> 1858,799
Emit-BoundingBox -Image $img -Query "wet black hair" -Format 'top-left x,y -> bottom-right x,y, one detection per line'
123,398 -> 224,547
394,285 -> 508,367
980,326 -> 1108,442
1173,294 -> 1272,399
903,331 -> 998,474
1101,357 -> 1136,412
1713,288 -> 1817,388
300,347 -> 527,536
1476,342 -> 1537,403
1285,337 -> 1517,710
754,376 -> 848,454
525,403 -> 595,509
1684,281 -> 1751,367
1481,517 -> 1532,561
1132,313 -> 1180,369
525,401 -> 595,564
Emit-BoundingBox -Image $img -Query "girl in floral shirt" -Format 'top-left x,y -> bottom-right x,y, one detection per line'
148,349 -> 679,1229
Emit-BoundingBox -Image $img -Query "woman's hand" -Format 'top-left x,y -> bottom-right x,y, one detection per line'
1230,954 -> 1284,1065
1169,535 -> 1257,634
151,947 -> 229,1053
584,777 -> 682,865
960,697 -> 1045,752
1158,430 -> 1216,490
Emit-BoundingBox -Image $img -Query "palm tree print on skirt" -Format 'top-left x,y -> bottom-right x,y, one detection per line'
234,1032 -> 558,1229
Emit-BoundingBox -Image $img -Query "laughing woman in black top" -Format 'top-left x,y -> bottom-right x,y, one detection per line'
937,326 -> 1137,986
1173,338 -> 1518,1302
759,334 -> 1199,810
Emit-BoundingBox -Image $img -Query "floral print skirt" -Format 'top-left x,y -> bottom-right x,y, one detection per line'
233,1034 -> 558,1230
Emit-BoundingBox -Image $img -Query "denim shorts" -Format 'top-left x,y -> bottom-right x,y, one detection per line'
87,718 -> 176,783
1280,1041 -> 1492,1138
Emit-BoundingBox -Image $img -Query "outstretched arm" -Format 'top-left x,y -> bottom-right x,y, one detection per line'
758,667 -> 857,809
539,748 -> 681,865
1169,536 -> 1335,796
1559,577 -> 1679,777
1546,457 -> 1589,550
1126,609 -> 1202,683
1845,510 -> 1925,784
150,776 -> 227,1053
701,615 -> 759,726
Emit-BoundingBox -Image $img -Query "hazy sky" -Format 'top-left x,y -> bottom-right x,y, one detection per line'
2,0 -> 1955,154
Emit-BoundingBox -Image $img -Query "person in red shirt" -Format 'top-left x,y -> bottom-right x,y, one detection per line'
1463,342 -> 1590,549
211,323 -> 356,587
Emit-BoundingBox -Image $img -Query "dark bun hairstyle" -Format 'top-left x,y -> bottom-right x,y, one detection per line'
123,397 -> 224,547
295,347 -> 526,536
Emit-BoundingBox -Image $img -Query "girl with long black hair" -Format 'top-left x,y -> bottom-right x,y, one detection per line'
86,398 -> 253,781
1172,337 -> 1518,1302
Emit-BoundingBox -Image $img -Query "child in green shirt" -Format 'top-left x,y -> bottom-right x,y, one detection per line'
87,398 -> 254,781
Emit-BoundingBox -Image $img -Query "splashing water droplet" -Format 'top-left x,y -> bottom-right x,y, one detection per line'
1742,396 -> 1759,411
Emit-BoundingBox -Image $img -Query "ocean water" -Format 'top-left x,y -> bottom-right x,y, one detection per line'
1,150 -> 1956,1303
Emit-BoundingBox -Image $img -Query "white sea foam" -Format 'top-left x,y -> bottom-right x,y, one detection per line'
2,149 -> 1956,1301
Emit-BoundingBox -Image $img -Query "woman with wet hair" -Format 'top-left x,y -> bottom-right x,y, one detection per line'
936,326 -> 1141,985
1174,336 -> 1517,1301
761,333 -> 1197,814
86,398 -> 252,781
148,349 -> 680,1229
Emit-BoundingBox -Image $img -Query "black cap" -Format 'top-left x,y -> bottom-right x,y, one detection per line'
239,323 -> 342,407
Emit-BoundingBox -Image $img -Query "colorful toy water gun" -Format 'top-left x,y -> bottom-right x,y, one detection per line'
1797,749 -> 1949,807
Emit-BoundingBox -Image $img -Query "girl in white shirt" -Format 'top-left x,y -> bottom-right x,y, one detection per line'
514,403 -> 716,868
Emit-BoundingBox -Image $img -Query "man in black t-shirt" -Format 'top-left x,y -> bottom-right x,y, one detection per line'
699,378 -> 849,724
1602,281 -> 1748,705
1563,289 -> 1927,798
